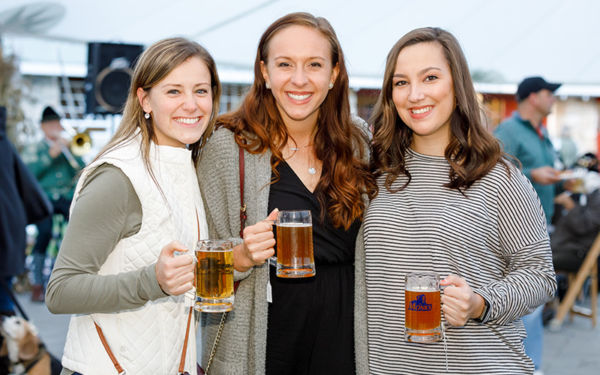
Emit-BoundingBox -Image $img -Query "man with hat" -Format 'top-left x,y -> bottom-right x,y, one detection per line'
494,76 -> 562,375
22,106 -> 85,302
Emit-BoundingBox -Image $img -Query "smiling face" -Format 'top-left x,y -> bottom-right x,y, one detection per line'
260,25 -> 339,130
392,41 -> 456,155
137,56 -> 213,148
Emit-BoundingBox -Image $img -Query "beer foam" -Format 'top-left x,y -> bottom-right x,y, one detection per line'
406,286 -> 439,292
276,223 -> 312,227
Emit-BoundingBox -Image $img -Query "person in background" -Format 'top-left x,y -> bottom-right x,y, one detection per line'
22,106 -> 84,302
0,106 -> 52,316
494,76 -> 562,374
494,76 -> 562,224
197,12 -> 374,374
552,153 -> 600,273
365,27 -> 556,374
46,37 -> 221,375
557,126 -> 578,169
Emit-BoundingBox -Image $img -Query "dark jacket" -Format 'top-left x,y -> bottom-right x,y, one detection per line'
0,113 -> 52,276
551,189 -> 600,272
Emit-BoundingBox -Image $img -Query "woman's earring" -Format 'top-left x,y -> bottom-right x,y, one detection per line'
328,82 -> 334,89
266,82 -> 271,89
144,112 -> 150,119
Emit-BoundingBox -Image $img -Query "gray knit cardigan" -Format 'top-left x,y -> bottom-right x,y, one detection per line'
197,127 -> 369,375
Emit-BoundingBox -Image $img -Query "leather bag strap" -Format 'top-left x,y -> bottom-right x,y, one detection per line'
94,307 -> 193,375
94,322 -> 125,375
239,145 -> 247,238
178,306 -> 194,374
95,206 -> 201,374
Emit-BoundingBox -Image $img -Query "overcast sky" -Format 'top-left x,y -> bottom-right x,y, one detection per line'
2,0 -> 599,85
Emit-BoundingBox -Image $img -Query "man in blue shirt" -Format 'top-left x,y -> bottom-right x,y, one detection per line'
494,76 -> 562,375
495,76 -> 562,225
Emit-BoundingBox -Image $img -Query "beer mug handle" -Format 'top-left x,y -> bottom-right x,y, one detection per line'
174,249 -> 196,263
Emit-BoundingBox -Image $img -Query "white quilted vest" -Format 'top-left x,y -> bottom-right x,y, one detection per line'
62,135 -> 207,375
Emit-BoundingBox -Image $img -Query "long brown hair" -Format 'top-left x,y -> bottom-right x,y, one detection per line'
94,37 -> 221,169
370,27 -> 507,195
216,12 -> 374,229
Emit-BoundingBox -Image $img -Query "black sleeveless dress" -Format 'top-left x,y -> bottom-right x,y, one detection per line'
265,161 -> 360,375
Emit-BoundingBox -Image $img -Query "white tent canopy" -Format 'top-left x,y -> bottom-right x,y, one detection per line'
2,0 -> 600,88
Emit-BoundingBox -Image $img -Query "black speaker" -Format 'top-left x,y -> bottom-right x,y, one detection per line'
85,42 -> 143,115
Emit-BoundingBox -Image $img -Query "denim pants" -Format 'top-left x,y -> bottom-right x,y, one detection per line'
523,304 -> 544,370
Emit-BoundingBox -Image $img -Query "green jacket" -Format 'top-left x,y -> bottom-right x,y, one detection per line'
494,112 -> 557,224
21,140 -> 84,201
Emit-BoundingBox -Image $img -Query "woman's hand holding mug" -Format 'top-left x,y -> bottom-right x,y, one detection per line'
440,274 -> 486,326
155,240 -> 195,295
233,209 -> 278,272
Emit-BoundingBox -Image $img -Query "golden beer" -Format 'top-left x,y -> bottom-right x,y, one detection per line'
404,273 -> 442,343
195,240 -> 234,312
405,290 -> 441,330
275,210 -> 315,278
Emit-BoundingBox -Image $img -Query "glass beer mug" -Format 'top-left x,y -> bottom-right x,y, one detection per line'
404,271 -> 442,343
195,239 -> 234,312
275,210 -> 316,278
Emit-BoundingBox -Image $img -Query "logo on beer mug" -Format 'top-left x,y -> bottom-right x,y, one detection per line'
408,294 -> 433,312
405,272 -> 442,343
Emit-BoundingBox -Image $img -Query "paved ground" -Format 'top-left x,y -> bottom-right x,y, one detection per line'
11,291 -> 600,374
543,298 -> 600,375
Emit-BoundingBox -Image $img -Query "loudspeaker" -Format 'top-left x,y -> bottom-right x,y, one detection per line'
85,42 -> 143,115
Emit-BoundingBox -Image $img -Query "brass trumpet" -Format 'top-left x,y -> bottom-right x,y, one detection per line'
70,131 -> 92,156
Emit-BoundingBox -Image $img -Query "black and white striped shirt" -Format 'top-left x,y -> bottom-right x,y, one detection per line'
364,149 -> 556,375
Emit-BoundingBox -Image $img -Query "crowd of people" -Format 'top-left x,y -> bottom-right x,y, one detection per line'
1,10 -> 597,375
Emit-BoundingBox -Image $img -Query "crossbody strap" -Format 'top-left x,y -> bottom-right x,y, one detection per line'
95,207 -> 202,374
94,304 -> 193,375
94,322 -> 125,375
239,145 -> 247,238
177,306 -> 194,374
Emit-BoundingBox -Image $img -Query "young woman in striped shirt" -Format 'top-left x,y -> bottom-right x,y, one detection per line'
364,27 -> 556,374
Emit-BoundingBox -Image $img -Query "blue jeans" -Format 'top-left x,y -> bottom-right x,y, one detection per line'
523,305 -> 544,370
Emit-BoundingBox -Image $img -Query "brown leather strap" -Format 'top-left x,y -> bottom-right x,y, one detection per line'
196,210 -> 200,240
95,307 -> 193,374
239,145 -> 247,238
178,306 -> 194,373
96,210 -> 198,374
94,322 -> 125,374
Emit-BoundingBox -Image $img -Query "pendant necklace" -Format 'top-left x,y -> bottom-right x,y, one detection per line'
307,148 -> 317,175
289,143 -> 316,175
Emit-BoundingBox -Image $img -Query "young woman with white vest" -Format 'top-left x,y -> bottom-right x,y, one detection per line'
46,37 -> 221,375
